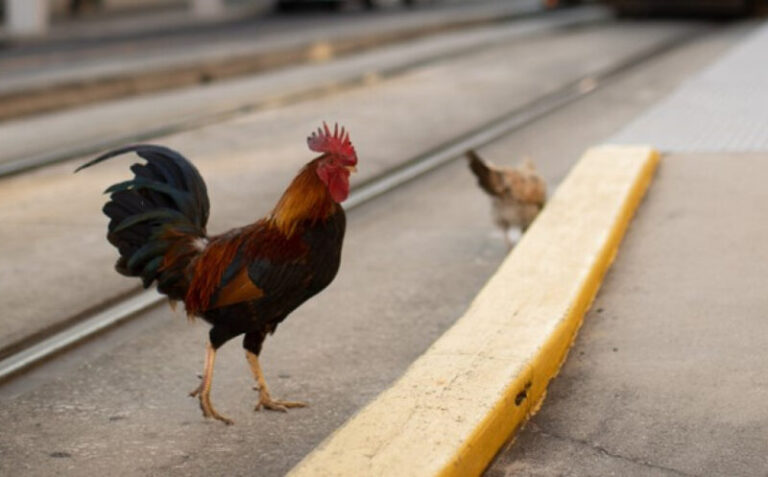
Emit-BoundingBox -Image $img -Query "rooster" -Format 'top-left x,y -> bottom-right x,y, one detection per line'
466,149 -> 546,248
77,123 -> 357,424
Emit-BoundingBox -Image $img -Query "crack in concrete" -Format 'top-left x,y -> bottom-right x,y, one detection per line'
532,426 -> 700,477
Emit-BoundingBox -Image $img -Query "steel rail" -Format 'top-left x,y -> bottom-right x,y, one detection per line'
0,23 -> 714,383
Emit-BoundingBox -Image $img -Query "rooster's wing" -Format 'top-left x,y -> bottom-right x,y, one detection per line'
210,227 -> 311,310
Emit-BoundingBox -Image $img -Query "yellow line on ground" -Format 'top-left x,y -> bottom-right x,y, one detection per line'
288,145 -> 660,477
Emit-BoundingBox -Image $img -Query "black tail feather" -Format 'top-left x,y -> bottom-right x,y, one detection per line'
78,144 -> 210,300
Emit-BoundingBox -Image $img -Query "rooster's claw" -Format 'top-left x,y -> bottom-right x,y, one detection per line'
254,397 -> 307,413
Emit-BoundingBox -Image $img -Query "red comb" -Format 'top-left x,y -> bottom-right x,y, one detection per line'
307,122 -> 357,166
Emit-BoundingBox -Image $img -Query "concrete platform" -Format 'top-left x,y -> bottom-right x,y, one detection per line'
489,17 -> 768,477
613,17 -> 768,152
488,153 -> 768,477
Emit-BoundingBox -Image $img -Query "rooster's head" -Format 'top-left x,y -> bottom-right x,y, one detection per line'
308,122 -> 357,203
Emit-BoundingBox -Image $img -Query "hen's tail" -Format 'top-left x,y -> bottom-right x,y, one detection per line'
77,145 -> 210,301
466,149 -> 502,196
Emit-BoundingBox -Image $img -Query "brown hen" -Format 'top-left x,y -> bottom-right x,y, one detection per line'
467,149 -> 546,248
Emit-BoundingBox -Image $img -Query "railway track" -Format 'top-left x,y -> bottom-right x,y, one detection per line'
0,21 -> 716,383
0,1 -> 553,125
0,6 -> 607,178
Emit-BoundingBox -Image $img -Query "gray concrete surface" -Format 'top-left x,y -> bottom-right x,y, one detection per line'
613,19 -> 768,152
0,20 -> 703,356
0,5 -> 607,171
0,21 -> 752,476
487,154 -> 768,477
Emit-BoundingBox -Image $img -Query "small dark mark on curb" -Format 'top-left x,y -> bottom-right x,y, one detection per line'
515,381 -> 533,405
49,451 -> 72,458
515,390 -> 527,406
109,415 -> 126,421
596,307 -> 604,313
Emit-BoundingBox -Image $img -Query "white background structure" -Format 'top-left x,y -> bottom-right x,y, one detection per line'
2,0 -> 227,37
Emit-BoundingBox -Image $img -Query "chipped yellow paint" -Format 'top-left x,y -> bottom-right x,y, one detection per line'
288,145 -> 660,477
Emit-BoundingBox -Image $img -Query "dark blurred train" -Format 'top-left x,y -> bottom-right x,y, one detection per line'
276,0 -> 767,15
599,0 -> 767,16
276,0 -> 421,9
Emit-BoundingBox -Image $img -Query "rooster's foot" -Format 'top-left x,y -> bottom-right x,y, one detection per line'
200,402 -> 234,425
191,392 -> 233,425
189,380 -> 203,397
254,392 -> 307,413
190,343 -> 232,424
246,351 -> 307,413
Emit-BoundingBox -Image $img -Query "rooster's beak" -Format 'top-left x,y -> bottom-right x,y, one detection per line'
346,165 -> 357,174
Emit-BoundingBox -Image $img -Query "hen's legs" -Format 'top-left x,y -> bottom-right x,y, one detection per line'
189,342 -> 233,425
505,227 -> 523,249
245,351 -> 307,412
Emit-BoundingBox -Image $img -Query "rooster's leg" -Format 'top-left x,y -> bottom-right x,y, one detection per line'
245,351 -> 307,412
189,342 -> 233,425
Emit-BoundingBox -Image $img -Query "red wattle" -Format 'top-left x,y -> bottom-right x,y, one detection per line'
316,163 -> 349,203
328,170 -> 350,203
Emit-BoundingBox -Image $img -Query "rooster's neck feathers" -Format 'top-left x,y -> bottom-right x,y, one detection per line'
269,161 -> 336,237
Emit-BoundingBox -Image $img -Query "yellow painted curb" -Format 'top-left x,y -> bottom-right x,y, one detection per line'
288,145 -> 660,477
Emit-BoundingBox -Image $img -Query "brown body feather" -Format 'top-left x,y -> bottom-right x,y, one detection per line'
185,159 -> 338,319
184,229 -> 248,316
